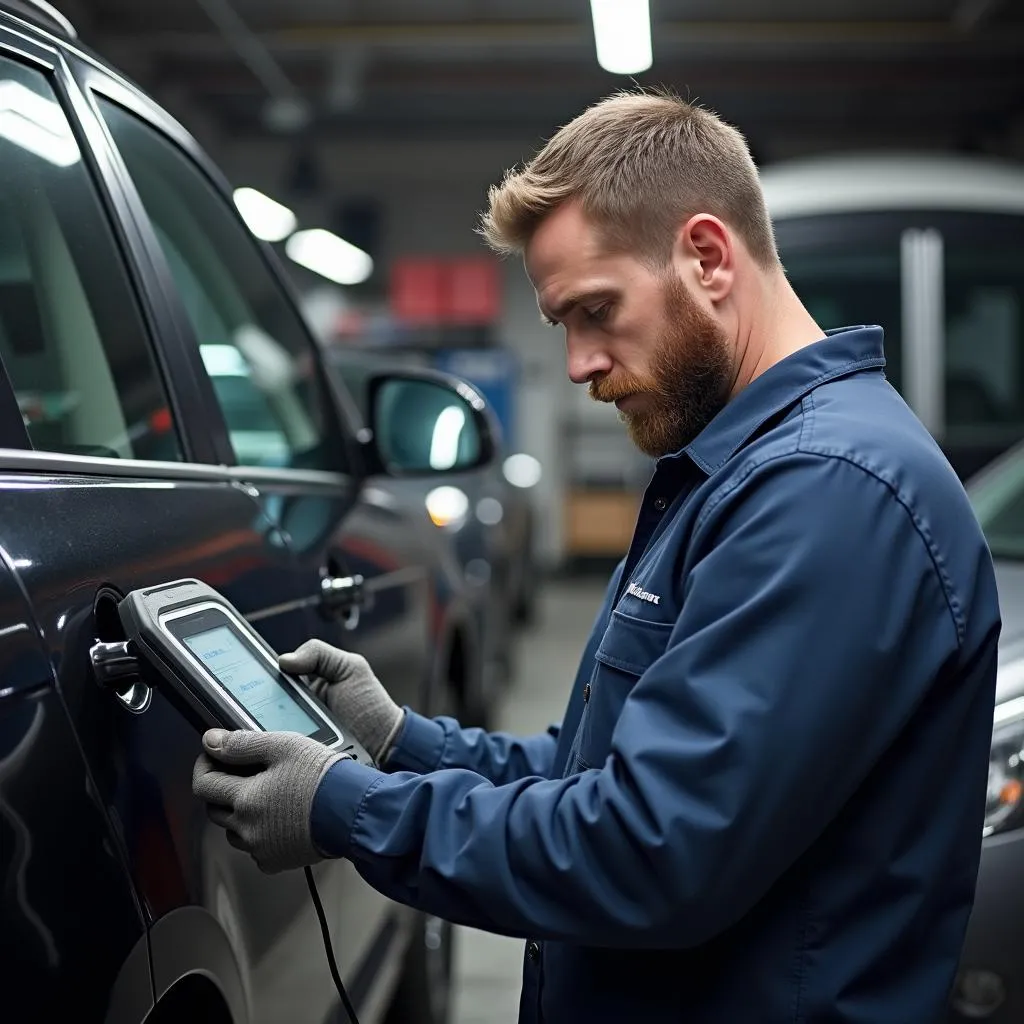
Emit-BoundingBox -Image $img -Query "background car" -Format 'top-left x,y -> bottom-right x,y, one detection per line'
0,4 -> 501,1022
757,149 -> 1024,1023
947,440 -> 1024,1021
760,151 -> 1024,482
328,345 -> 540,699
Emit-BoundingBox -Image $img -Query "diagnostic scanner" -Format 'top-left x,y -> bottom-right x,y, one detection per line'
118,578 -> 374,767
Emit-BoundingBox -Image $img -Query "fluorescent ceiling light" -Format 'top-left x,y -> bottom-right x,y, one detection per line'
429,406 -> 466,470
590,0 -> 653,75
233,187 -> 297,242
285,228 -> 373,285
0,80 -> 80,167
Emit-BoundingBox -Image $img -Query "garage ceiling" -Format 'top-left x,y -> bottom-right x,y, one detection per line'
56,0 -> 1024,156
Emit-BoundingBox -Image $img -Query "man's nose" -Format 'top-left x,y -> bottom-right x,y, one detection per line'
565,337 -> 613,385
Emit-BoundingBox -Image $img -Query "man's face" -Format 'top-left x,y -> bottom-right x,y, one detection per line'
526,202 -> 734,458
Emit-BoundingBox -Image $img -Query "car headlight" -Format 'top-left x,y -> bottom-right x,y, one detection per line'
425,486 -> 469,532
986,696 -> 1024,837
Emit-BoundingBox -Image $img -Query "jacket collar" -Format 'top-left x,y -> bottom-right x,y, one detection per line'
672,325 -> 887,475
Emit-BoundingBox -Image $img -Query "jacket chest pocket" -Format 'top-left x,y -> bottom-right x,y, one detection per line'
577,610 -> 673,769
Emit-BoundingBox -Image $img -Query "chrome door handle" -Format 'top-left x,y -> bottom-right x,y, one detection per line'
319,573 -> 365,626
90,639 -> 151,714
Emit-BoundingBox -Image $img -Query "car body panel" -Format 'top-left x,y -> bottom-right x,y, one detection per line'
0,7 -> 487,1021
946,448 -> 1024,1020
0,536 -> 151,1023
0,467 -> 370,1023
950,828 -> 1024,1022
760,151 -> 1024,220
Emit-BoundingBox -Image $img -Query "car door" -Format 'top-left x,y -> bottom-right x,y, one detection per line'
80,65 -> 430,1017
0,530 -> 152,1024
87,74 -> 436,714
0,33 -> 363,1024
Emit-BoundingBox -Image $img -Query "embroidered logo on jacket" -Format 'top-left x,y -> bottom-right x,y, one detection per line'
626,581 -> 661,606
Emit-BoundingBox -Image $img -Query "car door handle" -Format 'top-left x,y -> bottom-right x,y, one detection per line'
90,639 -> 152,714
319,573 -> 365,625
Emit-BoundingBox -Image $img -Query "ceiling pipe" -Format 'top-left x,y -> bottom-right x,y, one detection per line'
108,18 -> 1024,57
194,0 -> 311,131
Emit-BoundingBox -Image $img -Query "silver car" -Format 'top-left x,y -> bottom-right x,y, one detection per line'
949,442 -> 1024,1020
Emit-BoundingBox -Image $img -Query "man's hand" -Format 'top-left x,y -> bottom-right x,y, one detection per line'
192,729 -> 346,874
279,640 -> 404,765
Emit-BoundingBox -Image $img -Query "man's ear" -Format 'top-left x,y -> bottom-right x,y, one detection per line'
671,214 -> 734,303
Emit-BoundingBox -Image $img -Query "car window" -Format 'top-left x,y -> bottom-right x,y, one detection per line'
944,220 -> 1024,452
778,240 -> 903,394
0,59 -> 181,461
97,98 -> 345,473
969,448 -> 1024,560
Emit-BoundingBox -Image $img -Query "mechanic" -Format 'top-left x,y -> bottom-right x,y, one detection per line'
193,90 -> 1001,1023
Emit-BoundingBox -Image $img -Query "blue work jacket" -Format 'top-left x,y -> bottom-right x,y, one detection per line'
312,326 -> 1000,1023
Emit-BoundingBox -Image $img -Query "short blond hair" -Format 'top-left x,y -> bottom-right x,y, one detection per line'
480,89 -> 778,269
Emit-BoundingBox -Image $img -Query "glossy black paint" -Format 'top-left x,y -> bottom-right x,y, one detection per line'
0,6 -> 486,1022
0,547 -> 149,1023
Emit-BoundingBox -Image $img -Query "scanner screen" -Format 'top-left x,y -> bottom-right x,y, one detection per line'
184,624 -> 322,736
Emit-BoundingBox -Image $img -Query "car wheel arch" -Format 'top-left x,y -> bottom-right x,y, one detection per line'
103,905 -> 246,1024
144,973 -> 235,1024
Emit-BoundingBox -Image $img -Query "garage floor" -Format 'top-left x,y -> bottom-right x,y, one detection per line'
451,577 -> 607,1024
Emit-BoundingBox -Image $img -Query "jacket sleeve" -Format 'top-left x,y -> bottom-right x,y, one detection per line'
384,711 -> 560,785
311,453 -> 963,947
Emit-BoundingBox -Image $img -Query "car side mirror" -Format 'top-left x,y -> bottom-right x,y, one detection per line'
365,369 -> 499,477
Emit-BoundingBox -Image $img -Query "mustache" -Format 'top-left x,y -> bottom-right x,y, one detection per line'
588,372 -> 659,404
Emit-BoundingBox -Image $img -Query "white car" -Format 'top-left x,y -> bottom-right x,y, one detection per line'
760,151 -> 1024,483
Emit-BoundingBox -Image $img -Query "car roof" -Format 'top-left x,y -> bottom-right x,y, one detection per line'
760,151 -> 1024,220
0,0 -> 76,39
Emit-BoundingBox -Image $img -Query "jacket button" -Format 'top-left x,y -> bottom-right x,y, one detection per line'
653,496 -> 668,512
526,940 -> 540,963
583,683 -> 591,703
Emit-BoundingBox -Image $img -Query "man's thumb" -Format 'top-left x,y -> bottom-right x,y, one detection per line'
202,728 -> 272,766
279,638 -> 335,677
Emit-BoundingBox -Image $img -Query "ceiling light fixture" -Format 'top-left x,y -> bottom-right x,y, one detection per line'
589,0 -> 653,75
285,228 -> 374,285
233,187 -> 297,242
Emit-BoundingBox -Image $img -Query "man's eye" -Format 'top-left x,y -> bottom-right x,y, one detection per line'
585,305 -> 610,323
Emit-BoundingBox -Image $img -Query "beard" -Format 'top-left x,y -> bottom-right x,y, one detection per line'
588,275 -> 733,458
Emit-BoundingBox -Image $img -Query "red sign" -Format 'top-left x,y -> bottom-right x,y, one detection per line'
390,256 -> 501,326
390,259 -> 447,325
446,257 -> 500,324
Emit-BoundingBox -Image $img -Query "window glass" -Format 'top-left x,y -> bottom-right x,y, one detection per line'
944,227 -> 1024,451
969,448 -> 1024,560
98,98 -> 344,473
780,245 -> 903,393
0,60 -> 181,461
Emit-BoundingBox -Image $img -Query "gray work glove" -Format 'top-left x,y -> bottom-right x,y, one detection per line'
192,729 -> 346,874
279,639 -> 404,766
